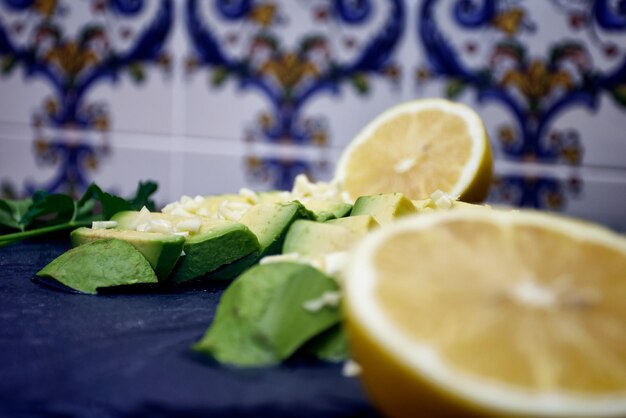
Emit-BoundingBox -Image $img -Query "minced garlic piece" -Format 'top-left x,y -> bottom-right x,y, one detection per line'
175,218 -> 202,233
217,200 -> 252,221
342,360 -> 362,377
302,290 -> 341,312
91,221 -> 118,230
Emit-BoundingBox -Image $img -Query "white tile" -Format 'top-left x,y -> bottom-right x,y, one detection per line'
181,0 -> 406,153
488,162 -> 626,232
0,130 -> 173,205
0,136 -> 57,197
407,0 -> 626,170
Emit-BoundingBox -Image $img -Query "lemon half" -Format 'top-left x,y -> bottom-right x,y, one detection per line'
344,209 -> 626,418
335,99 -> 493,203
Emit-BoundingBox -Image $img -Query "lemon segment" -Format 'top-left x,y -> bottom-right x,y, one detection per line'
335,99 -> 493,203
344,209 -> 626,418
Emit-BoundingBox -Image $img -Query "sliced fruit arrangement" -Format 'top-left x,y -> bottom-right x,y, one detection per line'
31,98 -> 626,416
344,209 -> 626,418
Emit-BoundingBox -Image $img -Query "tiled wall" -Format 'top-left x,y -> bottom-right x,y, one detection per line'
1,1 -> 625,229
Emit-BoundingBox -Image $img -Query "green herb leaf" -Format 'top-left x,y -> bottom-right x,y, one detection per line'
0,180 -> 158,245
127,180 -> 158,212
19,191 -> 75,229
0,198 -> 32,231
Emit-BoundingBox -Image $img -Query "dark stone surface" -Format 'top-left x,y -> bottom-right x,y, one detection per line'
0,239 -> 378,418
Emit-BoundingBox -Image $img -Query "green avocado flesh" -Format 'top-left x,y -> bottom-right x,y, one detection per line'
300,199 -> 352,222
282,220 -> 359,256
36,239 -> 158,294
70,227 -> 184,281
194,262 -> 341,366
350,192 -> 417,225
111,211 -> 260,283
210,202 -> 313,279
326,214 -> 379,235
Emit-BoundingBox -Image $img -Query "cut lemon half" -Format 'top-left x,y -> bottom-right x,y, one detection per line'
335,99 -> 492,203
344,209 -> 626,418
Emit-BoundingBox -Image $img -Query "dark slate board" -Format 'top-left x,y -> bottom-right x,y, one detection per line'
0,239 -> 379,418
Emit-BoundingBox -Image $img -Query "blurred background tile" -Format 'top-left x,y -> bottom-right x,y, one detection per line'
0,0 -> 624,228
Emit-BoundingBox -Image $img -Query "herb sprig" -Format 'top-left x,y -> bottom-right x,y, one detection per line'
0,181 -> 158,246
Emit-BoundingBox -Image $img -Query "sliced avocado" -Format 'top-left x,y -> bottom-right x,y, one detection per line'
282,219 -> 359,256
112,211 -> 260,284
304,324 -> 349,362
70,227 -> 184,282
36,239 -> 158,294
300,199 -> 352,222
193,262 -> 341,367
326,214 -> 379,235
350,192 -> 417,225
211,201 -> 314,279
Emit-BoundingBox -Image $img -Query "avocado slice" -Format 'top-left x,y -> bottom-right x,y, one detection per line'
326,214 -> 379,235
112,211 -> 260,283
304,324 -> 349,362
36,239 -> 158,294
350,192 -> 417,225
71,227 -> 184,282
210,201 -> 314,279
297,199 -> 352,222
282,219 -> 359,256
193,262 -> 341,366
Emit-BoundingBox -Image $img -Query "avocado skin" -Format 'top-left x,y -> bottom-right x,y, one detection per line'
36,239 -> 158,294
193,262 -> 341,366
171,224 -> 259,284
71,227 -> 184,282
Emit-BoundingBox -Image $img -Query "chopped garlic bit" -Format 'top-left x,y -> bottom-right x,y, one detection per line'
342,359 -> 362,377
238,187 -> 259,204
131,206 -> 152,229
180,250 -> 186,256
290,174 -> 349,204
91,221 -> 118,230
276,191 -> 293,202
260,253 -> 302,264
217,200 -> 251,222
149,219 -> 173,233
427,189 -> 458,210
302,290 -> 341,313
169,207 -> 195,218
175,218 -> 202,233
260,253 -> 326,273
161,203 -> 175,214
323,252 -> 348,277
260,252 -> 346,279
136,219 -> 174,234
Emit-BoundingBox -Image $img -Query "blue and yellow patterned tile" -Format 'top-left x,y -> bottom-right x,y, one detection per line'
182,0 -> 406,190
0,0 -> 173,197
411,0 -> 626,212
413,0 -> 626,168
